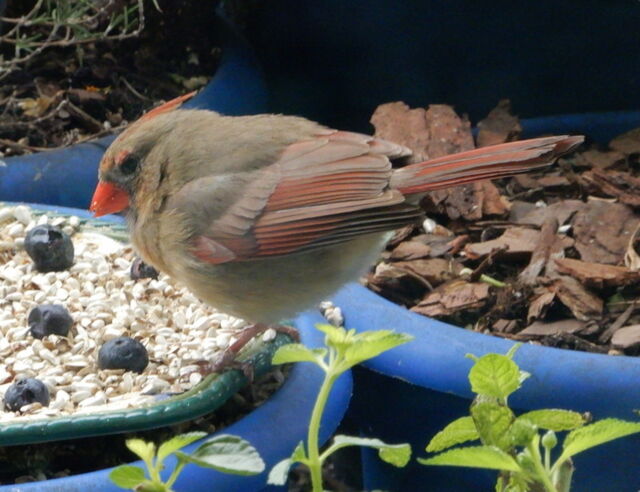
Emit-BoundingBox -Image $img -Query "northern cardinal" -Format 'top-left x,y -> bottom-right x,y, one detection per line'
90,92 -> 582,369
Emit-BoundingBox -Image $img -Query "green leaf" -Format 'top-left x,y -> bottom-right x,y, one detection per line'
509,418 -> 538,447
267,441 -> 307,485
426,416 -> 480,452
558,419 -> 640,463
471,402 -> 515,450
517,409 -> 586,432
272,343 -> 327,365
176,434 -> 265,475
125,438 -> 156,463
109,465 -> 146,489
341,331 -> 413,369
331,435 -> 411,467
468,353 -> 521,399
267,458 -> 293,485
291,440 -> 308,462
379,444 -> 412,468
419,445 -> 522,472
315,323 -> 349,346
157,432 -> 207,463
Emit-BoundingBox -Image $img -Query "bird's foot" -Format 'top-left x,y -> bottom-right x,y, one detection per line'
197,323 -> 299,380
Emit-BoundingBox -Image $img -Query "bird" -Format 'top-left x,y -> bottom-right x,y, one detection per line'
90,92 -> 583,370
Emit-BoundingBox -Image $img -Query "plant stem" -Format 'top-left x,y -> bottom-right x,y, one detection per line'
165,458 -> 186,488
544,444 -> 551,472
479,274 -> 507,288
526,440 -> 558,492
307,368 -> 339,492
552,459 -> 574,492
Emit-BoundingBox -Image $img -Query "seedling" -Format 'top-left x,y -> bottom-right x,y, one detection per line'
110,432 -> 264,491
420,345 -> 640,492
268,323 -> 413,492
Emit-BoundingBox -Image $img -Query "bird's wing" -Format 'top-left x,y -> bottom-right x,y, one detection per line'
190,130 -> 421,264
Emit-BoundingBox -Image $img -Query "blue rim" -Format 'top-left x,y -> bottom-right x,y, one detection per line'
322,283 -> 640,417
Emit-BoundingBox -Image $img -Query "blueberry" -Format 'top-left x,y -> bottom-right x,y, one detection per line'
28,304 -> 73,339
24,224 -> 74,272
4,378 -> 50,411
98,336 -> 149,373
130,257 -> 159,280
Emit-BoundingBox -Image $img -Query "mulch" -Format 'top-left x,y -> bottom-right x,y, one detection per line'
366,99 -> 640,357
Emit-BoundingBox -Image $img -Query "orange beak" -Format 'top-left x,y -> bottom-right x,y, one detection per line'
90,181 -> 130,217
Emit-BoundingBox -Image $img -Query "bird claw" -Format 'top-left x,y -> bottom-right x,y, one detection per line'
196,323 -> 299,381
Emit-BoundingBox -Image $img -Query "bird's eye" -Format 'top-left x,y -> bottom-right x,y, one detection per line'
120,155 -> 140,176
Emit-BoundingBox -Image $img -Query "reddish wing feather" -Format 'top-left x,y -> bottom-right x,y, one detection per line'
390,135 -> 583,194
192,131 -> 417,263
192,132 -> 583,264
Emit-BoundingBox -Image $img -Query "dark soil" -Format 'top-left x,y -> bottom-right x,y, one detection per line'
0,1 -> 222,156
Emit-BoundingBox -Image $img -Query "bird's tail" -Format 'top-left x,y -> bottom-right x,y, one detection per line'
390,135 -> 584,195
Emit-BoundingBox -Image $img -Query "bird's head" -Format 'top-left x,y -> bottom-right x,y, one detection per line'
89,92 -> 196,217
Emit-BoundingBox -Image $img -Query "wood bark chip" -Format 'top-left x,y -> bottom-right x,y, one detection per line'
464,227 -> 563,260
415,233 -> 468,258
476,99 -> 522,148
480,181 -> 511,216
527,287 -> 556,323
553,276 -> 603,321
581,169 -> 640,207
412,280 -> 490,318
492,319 -> 519,333
536,175 -> 571,188
372,101 -> 508,221
513,200 -> 585,227
519,217 -> 561,285
599,301 -> 637,343
513,174 -> 540,190
572,201 -> 640,265
370,102 -> 474,163
393,258 -> 463,286
367,263 -> 431,306
609,127 -> 640,155
519,319 -> 586,337
390,240 -> 432,261
575,148 -> 626,170
611,325 -> 640,350
554,257 -> 640,288
387,224 -> 416,247
624,223 -> 640,271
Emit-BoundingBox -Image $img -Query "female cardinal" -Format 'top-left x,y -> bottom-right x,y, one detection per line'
90,92 -> 582,370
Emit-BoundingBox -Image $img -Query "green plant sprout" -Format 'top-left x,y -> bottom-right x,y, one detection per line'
110,432 -> 264,491
419,345 -> 640,492
267,323 -> 413,492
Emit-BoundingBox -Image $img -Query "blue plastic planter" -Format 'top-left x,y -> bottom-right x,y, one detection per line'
297,113 -> 640,492
0,10 -> 267,209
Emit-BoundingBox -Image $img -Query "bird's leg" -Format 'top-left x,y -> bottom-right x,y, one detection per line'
198,323 -> 299,379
